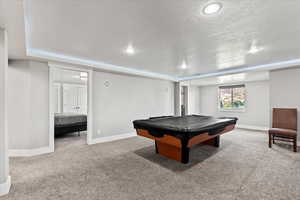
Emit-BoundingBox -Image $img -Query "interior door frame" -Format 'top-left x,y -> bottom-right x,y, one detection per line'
48,62 -> 93,152
180,85 -> 189,115
53,82 -> 62,113
178,82 -> 190,116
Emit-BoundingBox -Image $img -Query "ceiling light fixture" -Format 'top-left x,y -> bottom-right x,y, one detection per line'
248,46 -> 260,54
125,44 -> 136,55
181,60 -> 188,69
248,41 -> 264,54
203,3 -> 222,15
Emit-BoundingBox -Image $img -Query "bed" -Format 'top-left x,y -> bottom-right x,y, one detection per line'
54,113 -> 87,137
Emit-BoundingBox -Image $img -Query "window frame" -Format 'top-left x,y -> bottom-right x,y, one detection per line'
218,84 -> 246,112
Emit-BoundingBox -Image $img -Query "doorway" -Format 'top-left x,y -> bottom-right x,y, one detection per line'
49,63 -> 93,151
181,86 -> 188,116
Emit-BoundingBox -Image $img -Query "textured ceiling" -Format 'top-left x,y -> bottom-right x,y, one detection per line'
2,0 -> 300,78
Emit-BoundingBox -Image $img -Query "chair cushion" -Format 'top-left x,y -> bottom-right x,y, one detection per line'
269,128 -> 297,137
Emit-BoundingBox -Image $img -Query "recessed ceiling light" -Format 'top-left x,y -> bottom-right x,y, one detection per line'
248,46 -> 260,54
248,40 -> 264,54
181,60 -> 188,69
124,44 -> 135,55
203,3 -> 222,15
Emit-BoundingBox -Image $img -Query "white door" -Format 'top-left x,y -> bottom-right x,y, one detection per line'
77,85 -> 87,114
63,84 -> 87,114
63,84 -> 78,113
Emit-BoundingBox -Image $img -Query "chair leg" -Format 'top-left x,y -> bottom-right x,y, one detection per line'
269,133 -> 272,148
272,135 -> 275,144
294,138 -> 297,152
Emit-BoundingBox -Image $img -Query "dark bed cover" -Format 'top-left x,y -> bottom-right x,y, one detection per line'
133,115 -> 238,139
55,113 -> 87,127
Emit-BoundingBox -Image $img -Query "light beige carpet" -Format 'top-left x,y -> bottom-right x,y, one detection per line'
1,129 -> 300,200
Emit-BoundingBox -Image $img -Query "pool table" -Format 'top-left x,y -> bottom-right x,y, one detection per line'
133,115 -> 238,164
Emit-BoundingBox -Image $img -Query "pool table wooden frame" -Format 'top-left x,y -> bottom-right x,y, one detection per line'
136,124 -> 235,164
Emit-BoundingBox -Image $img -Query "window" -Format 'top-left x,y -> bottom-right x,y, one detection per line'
219,85 -> 246,111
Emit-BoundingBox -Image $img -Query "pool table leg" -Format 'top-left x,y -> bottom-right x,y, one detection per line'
181,139 -> 190,164
203,136 -> 220,147
214,136 -> 220,147
155,141 -> 158,154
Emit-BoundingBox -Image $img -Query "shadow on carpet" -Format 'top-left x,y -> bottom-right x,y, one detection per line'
134,144 -> 227,172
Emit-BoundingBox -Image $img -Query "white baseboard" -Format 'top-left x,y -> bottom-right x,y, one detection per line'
237,124 -> 268,131
9,146 -> 53,157
0,176 -> 11,196
89,132 -> 137,145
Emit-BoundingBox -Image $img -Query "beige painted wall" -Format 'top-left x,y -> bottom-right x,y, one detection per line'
7,60 -> 49,150
270,67 -> 300,140
7,58 -> 300,151
92,70 -> 174,139
198,81 -> 270,128
188,85 -> 201,115
8,60 -> 175,149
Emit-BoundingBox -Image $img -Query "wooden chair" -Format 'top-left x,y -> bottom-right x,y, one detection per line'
269,108 -> 298,152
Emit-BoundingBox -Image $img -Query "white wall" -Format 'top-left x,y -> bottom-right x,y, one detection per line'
8,60 -> 49,150
198,81 -> 270,128
188,86 -> 201,115
8,60 -> 175,149
92,71 -> 174,139
270,67 -> 300,140
6,57 -> 300,152
6,57 -> 300,153
0,29 -> 10,195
